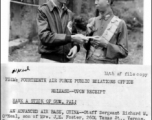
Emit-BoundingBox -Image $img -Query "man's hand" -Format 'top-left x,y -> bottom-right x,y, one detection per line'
67,46 -> 78,59
71,34 -> 89,44
91,36 -> 109,48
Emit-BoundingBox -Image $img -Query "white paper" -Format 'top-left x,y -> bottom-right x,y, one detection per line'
1,64 -> 151,120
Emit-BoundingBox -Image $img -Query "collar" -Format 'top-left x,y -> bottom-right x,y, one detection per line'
51,0 -> 57,7
47,0 -> 68,12
99,10 -> 113,21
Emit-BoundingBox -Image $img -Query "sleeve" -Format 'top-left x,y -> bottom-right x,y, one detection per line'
105,20 -> 128,59
86,17 -> 96,35
37,8 -> 71,47
67,10 -> 80,52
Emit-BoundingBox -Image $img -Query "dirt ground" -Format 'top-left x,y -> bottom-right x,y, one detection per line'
9,30 -> 143,64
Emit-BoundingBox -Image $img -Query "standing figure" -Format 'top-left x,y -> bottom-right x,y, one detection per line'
37,0 -> 85,63
86,0 -> 128,64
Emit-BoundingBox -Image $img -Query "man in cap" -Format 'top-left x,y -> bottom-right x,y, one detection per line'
37,0 -> 85,63
86,0 -> 128,64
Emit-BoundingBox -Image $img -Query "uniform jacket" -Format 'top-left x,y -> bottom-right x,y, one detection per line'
37,0 -> 79,62
86,11 -> 128,64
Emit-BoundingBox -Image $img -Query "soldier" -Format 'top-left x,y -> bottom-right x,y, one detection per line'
86,0 -> 128,64
37,0 -> 85,63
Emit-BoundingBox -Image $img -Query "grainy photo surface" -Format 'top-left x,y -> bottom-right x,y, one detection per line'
9,0 -> 143,64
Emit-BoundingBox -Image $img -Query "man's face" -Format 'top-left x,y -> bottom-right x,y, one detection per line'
95,0 -> 109,11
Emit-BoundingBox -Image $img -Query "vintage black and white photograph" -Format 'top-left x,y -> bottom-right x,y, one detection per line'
9,0 -> 143,64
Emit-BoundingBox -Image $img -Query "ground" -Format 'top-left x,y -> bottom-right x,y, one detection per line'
9,30 -> 143,64
9,42 -> 41,62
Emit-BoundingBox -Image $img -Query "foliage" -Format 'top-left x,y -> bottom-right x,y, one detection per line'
112,1 -> 143,30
